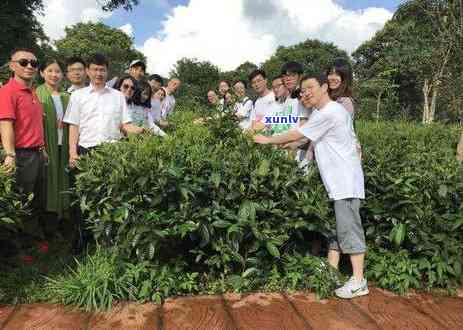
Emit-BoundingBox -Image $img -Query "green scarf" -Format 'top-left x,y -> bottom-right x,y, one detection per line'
36,84 -> 70,219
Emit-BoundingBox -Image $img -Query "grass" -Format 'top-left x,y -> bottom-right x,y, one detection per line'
0,227 -> 78,304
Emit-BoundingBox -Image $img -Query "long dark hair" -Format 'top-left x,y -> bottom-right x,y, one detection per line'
326,58 -> 353,100
114,75 -> 138,105
133,80 -> 152,108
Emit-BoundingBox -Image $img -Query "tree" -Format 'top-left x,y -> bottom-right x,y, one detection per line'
97,0 -> 139,11
262,39 -> 349,79
55,22 -> 145,78
353,0 -> 463,123
170,58 -> 221,105
221,61 -> 258,85
0,1 -> 49,65
355,69 -> 400,120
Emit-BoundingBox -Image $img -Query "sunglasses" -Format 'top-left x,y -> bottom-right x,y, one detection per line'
13,59 -> 39,69
121,84 -> 135,91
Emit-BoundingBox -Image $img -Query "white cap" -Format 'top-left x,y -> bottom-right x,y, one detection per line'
129,59 -> 144,68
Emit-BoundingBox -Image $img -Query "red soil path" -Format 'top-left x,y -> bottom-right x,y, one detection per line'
1,288 -> 462,329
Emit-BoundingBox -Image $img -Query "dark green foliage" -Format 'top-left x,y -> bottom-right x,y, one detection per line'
74,111 -> 331,275
262,39 -> 350,79
0,168 -> 30,237
72,112 -> 463,300
360,121 -> 463,291
170,58 -> 221,106
55,22 -> 146,79
352,0 -> 463,121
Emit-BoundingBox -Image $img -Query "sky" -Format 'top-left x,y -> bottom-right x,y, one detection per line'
37,0 -> 404,76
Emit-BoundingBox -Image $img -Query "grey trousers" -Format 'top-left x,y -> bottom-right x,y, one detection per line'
328,198 -> 367,254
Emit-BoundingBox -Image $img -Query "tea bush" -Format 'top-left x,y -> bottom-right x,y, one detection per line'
75,111 -> 332,275
359,122 -> 463,290
0,168 -> 30,237
71,111 -> 463,303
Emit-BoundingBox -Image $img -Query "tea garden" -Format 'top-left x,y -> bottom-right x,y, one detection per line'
1,103 -> 462,311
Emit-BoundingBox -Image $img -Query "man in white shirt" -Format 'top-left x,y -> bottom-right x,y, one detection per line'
66,56 -> 87,93
161,78 -> 181,119
64,53 -> 143,168
254,72 -> 368,299
248,69 -> 278,132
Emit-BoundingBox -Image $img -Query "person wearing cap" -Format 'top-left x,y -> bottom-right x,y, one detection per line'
0,48 -> 46,198
128,59 -> 146,81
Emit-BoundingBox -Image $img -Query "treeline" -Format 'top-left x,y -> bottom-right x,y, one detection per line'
1,0 -> 462,123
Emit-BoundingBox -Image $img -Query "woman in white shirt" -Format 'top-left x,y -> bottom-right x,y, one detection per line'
150,87 -> 168,129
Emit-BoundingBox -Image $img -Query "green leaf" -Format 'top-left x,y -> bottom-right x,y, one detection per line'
1,217 -> 15,224
392,223 -> 406,247
257,159 -> 270,177
266,242 -> 280,258
211,172 -> 221,188
438,185 -> 448,198
242,267 -> 258,278
212,220 -> 232,228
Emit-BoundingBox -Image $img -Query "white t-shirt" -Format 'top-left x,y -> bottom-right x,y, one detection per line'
297,101 -> 364,200
63,85 -> 132,148
234,97 -> 253,130
265,97 -> 310,135
150,99 -> 163,123
51,95 -> 64,146
250,91 -> 277,124
161,94 -> 176,119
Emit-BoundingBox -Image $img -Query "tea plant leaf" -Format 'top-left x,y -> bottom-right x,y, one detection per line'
438,185 -> 448,198
266,242 -> 280,258
212,220 -> 231,228
257,159 -> 270,177
242,267 -> 258,278
211,172 -> 221,188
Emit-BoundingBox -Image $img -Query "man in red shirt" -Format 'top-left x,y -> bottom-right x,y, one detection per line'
0,48 -> 45,196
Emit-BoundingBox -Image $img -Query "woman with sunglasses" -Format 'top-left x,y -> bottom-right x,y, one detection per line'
133,80 -> 166,136
114,76 -> 164,136
35,59 -> 71,224
113,75 -> 141,128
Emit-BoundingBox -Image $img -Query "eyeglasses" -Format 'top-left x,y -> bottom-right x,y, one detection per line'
121,84 -> 135,91
12,59 -> 39,69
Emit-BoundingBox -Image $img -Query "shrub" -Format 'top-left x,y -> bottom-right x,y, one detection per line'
0,168 -> 30,238
72,111 -> 463,300
359,122 -> 463,290
75,111 -> 331,276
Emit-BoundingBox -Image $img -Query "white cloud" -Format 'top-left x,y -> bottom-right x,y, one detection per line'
119,23 -> 134,37
37,0 -> 112,40
141,0 -> 392,76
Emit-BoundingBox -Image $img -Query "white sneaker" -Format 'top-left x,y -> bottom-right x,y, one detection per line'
335,276 -> 369,299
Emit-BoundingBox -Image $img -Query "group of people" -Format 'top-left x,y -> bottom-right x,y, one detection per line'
0,48 -> 181,251
204,60 -> 367,299
0,47 -> 367,299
